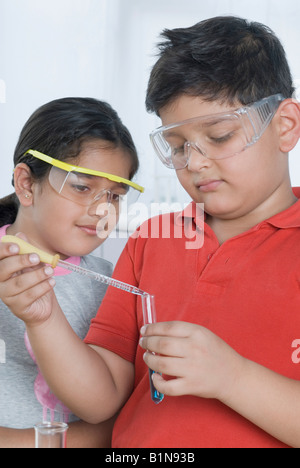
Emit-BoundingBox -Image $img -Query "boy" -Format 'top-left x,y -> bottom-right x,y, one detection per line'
0,16 -> 300,448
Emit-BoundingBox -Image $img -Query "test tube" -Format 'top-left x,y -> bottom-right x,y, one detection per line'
141,294 -> 164,404
34,422 -> 68,448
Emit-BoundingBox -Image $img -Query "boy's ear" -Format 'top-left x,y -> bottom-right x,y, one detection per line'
277,98 -> 300,153
14,163 -> 34,206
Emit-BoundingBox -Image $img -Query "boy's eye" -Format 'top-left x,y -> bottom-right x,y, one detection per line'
208,133 -> 234,144
171,145 -> 185,157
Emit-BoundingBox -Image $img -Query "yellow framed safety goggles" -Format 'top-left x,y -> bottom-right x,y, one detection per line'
25,150 -> 144,193
24,149 -> 144,207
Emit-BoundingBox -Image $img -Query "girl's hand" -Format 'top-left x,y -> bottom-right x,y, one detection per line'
140,321 -> 245,402
0,235 -> 56,325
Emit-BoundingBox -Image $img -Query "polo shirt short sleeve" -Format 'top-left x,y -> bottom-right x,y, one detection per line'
85,197 -> 300,448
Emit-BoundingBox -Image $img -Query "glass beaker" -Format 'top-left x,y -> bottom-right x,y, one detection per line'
34,422 -> 68,448
141,294 -> 164,404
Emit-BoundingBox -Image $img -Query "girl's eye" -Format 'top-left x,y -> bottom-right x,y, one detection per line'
71,184 -> 90,194
111,192 -> 126,202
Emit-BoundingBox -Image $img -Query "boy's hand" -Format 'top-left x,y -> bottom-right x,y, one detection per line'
140,321 -> 245,402
0,235 -> 56,325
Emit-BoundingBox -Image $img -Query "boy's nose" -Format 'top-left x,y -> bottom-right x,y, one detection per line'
187,144 -> 211,171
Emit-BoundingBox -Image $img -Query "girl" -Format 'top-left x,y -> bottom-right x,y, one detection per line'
0,97 -> 143,447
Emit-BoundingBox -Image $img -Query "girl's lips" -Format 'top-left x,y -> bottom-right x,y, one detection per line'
197,180 -> 223,193
77,225 -> 98,236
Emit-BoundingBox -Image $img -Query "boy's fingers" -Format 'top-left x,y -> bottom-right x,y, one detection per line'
140,335 -> 186,358
141,321 -> 194,338
151,372 -> 185,398
143,352 -> 184,378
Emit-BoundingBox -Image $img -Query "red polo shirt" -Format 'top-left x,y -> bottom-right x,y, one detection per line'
85,190 -> 300,448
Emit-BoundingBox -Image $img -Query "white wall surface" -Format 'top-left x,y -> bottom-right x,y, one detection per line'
1,0 -> 300,263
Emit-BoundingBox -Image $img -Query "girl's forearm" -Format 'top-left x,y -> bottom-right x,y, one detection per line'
221,358 -> 300,448
26,298 -> 133,423
0,418 -> 116,448
0,427 -> 34,448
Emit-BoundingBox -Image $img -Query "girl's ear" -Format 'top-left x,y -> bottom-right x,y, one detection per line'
14,163 -> 34,206
277,98 -> 300,153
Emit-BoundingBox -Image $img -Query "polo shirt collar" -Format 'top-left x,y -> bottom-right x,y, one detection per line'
176,191 -> 300,230
263,198 -> 300,229
175,202 -> 204,229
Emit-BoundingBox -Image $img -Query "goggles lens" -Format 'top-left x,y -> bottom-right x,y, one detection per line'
150,94 -> 284,169
23,149 -> 144,208
49,166 -> 140,207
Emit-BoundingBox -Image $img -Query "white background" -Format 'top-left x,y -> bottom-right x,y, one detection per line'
1,0 -> 300,263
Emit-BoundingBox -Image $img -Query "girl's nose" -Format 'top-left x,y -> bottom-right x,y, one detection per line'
87,193 -> 111,217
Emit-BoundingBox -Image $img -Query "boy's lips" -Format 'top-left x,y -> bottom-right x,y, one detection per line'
196,179 -> 223,193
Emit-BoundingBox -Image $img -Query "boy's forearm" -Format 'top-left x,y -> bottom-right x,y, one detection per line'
221,359 -> 300,448
26,300 -> 131,423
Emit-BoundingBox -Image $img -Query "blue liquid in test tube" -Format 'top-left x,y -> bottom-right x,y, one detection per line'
141,294 -> 164,404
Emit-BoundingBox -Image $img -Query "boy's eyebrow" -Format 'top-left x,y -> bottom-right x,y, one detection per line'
163,129 -> 184,139
201,117 -> 232,128
163,115 -> 233,137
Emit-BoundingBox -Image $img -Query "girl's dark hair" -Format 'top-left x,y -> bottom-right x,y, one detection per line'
146,16 -> 295,115
0,97 -> 139,226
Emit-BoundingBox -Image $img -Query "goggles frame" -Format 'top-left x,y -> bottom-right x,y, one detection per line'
24,149 -> 144,194
150,94 -> 285,169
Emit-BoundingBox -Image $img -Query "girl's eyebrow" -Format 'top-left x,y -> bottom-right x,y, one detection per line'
73,172 -> 93,179
73,172 -> 128,191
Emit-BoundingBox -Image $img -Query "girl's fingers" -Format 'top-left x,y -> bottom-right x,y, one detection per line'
4,279 -> 56,322
0,242 -> 19,259
1,265 -> 54,298
0,244 -> 41,281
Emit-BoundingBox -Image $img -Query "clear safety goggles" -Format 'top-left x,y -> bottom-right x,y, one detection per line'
24,149 -> 144,207
150,94 -> 284,170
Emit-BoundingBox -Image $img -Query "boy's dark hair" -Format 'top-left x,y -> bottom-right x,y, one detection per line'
0,97 -> 139,226
146,16 -> 295,115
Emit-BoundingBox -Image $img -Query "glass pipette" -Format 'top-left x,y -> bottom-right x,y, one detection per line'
2,235 -> 145,295
1,235 -> 164,404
